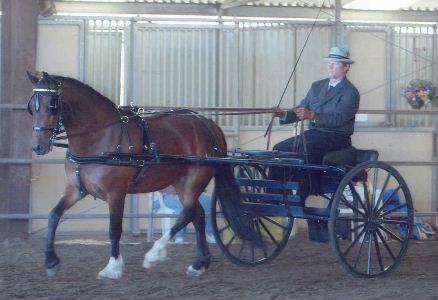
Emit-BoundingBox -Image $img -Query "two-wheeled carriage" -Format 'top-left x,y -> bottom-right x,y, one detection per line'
209,147 -> 414,278
27,72 -> 413,279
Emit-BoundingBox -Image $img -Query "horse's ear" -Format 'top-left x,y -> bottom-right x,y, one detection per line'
27,71 -> 40,85
42,71 -> 51,80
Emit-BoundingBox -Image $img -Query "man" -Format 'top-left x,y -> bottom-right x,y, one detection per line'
273,46 -> 360,163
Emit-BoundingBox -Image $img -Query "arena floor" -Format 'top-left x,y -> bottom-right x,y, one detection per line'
0,231 -> 437,300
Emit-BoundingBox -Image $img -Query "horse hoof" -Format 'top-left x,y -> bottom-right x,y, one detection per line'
46,264 -> 60,278
142,259 -> 154,269
186,265 -> 205,277
96,256 -> 124,279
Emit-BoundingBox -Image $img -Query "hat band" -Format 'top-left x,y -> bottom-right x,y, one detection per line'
328,54 -> 350,60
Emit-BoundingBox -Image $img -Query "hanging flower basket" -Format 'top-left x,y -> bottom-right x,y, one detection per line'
400,79 -> 438,109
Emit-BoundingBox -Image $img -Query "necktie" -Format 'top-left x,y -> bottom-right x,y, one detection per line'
326,85 -> 334,95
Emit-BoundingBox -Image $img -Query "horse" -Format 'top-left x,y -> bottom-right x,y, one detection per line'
26,71 -> 251,279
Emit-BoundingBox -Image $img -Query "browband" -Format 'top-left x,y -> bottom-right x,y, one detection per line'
33,88 -> 57,93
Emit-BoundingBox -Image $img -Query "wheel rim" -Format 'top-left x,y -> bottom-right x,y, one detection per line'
212,165 -> 294,266
329,161 -> 414,277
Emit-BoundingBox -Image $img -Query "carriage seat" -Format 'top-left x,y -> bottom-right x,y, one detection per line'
322,146 -> 379,167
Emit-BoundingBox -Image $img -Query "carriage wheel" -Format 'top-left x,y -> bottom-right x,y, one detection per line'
212,164 -> 294,266
329,161 -> 414,277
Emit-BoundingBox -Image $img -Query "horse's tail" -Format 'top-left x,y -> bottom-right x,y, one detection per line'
214,164 -> 263,247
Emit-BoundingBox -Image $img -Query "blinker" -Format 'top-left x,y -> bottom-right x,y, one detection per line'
35,93 -> 40,112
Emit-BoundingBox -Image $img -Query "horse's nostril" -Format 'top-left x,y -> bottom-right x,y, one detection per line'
32,144 -> 43,153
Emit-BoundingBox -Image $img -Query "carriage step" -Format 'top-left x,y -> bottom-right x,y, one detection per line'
241,202 -> 304,217
240,192 -> 301,203
236,178 -> 299,190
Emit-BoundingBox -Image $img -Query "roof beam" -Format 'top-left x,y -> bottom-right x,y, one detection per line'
221,0 -> 257,10
55,1 -> 219,16
53,1 -> 438,24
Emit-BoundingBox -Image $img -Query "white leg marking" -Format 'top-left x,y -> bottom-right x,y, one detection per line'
97,254 -> 125,279
143,232 -> 170,269
186,265 -> 205,277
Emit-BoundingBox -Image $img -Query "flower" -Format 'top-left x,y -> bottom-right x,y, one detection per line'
400,79 -> 438,109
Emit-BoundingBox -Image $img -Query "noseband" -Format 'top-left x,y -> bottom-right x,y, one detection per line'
28,84 -> 66,148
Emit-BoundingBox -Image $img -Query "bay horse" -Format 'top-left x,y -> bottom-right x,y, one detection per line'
27,71 -> 251,279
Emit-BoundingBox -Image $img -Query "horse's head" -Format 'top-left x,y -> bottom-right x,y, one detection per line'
27,71 -> 63,155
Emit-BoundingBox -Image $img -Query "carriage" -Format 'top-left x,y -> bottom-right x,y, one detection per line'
209,147 -> 413,278
27,72 -> 414,279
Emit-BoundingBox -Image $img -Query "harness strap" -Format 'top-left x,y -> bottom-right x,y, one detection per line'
127,115 -> 155,192
73,162 -> 89,198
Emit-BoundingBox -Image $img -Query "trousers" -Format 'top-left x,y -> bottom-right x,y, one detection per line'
273,129 -> 351,163
270,129 -> 351,195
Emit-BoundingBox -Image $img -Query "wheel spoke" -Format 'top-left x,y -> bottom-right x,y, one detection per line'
237,239 -> 246,259
362,180 -> 372,213
378,224 -> 404,243
372,231 -> 385,272
373,172 -> 391,214
255,221 -> 269,258
258,219 -> 280,247
350,184 -> 368,214
219,224 -> 231,235
371,168 -> 379,212
250,221 -> 256,262
343,225 -> 367,257
376,228 -> 396,261
341,222 -> 365,236
381,219 -> 408,225
379,203 -> 408,218
367,230 -> 373,275
225,231 -> 237,248
340,197 -> 367,218
376,185 -> 402,215
261,216 -> 289,231
354,230 -> 370,269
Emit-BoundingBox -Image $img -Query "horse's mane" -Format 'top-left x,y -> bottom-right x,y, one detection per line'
53,76 -> 117,110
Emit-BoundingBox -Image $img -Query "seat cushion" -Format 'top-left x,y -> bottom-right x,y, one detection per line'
356,149 -> 379,164
322,146 -> 357,166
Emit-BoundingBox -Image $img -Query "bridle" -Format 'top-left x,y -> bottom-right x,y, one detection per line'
27,83 -> 66,148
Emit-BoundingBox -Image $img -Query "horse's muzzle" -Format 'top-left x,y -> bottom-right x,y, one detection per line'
32,144 -> 49,155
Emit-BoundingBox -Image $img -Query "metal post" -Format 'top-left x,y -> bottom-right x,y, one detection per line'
385,26 -> 393,125
335,0 -> 342,46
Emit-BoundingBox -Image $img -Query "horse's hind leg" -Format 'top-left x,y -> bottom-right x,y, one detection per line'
97,197 -> 125,279
143,204 -> 196,269
186,202 -> 211,276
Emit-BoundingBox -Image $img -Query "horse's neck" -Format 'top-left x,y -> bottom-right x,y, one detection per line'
63,93 -> 120,155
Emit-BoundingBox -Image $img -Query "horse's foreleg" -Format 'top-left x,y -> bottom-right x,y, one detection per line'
143,205 -> 196,269
45,189 -> 82,277
44,200 -> 65,277
97,201 -> 125,279
186,202 -> 210,277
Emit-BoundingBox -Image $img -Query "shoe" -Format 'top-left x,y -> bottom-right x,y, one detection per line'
419,222 -> 435,235
174,237 -> 185,244
206,234 -> 216,244
412,223 -> 428,240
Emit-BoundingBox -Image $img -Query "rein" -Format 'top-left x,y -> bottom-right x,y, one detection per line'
263,0 -> 326,149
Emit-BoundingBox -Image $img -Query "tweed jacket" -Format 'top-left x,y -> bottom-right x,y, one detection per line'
280,77 -> 360,136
